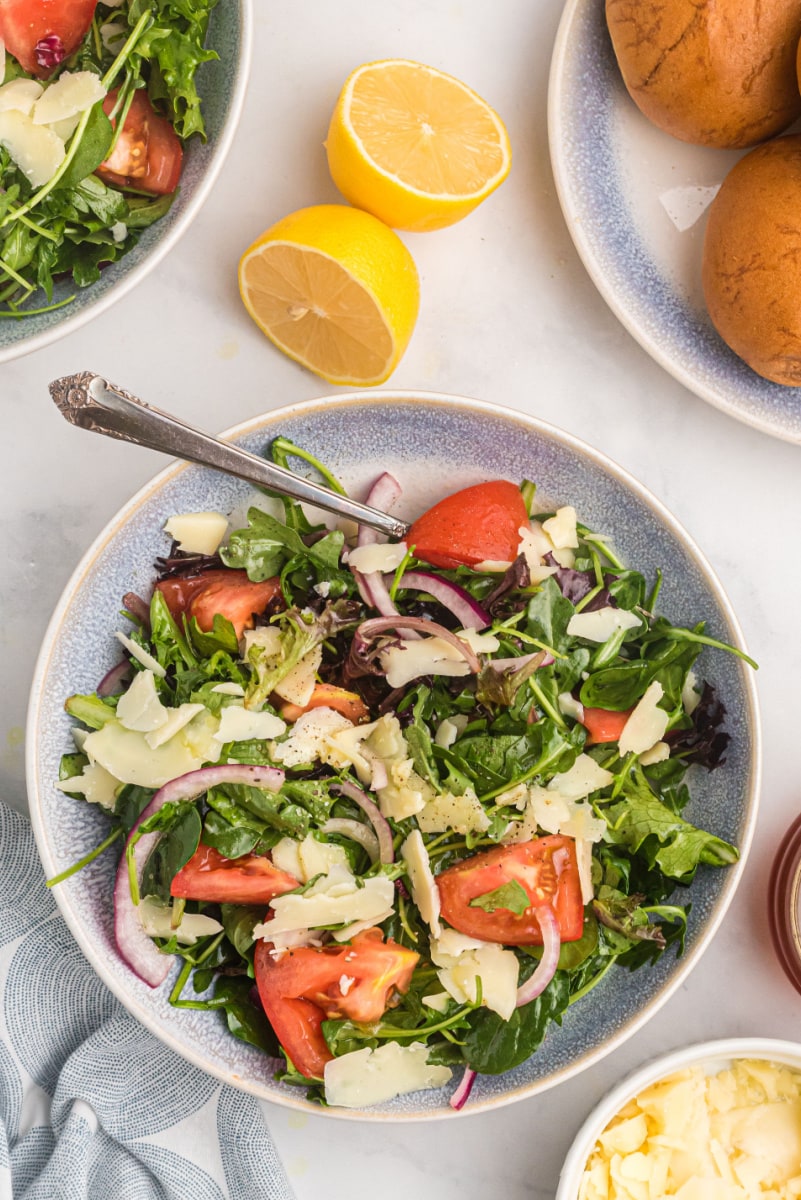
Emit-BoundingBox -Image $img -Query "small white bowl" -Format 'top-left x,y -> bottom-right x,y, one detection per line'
557,1037 -> 801,1198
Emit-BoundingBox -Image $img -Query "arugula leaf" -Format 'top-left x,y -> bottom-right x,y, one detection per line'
603,789 -> 739,880
213,976 -> 279,1055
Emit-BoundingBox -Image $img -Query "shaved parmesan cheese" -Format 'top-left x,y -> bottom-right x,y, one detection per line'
639,741 -> 670,766
163,511 -> 228,556
574,839 -> 595,905
401,830 -> 441,937
116,669 -> 169,733
415,788 -> 490,836
456,628 -> 499,653
619,682 -> 669,756
255,868 -> 395,938
242,626 -> 283,657
32,71 -> 105,125
214,705 -> 286,743
473,559 -> 513,573
347,541 -> 407,573
542,505 -> 578,550
0,78 -> 44,116
558,692 -> 585,722
137,898 -> 223,946
324,1042 -> 451,1109
270,707 -> 354,768
431,934 -> 519,1020
580,1060 -> 801,1200
272,644 -> 322,707
548,753 -> 614,800
271,834 -> 348,883
380,636 -> 471,689
434,715 -> 463,749
83,717 -> 220,789
56,761 -> 119,810
567,607 -> 641,643
422,992 -> 451,1013
517,525 -> 559,584
682,669 -> 701,716
145,703 -> 205,749
210,682 -> 245,697
48,113 -> 81,142
115,631 -> 166,677
0,109 -> 65,186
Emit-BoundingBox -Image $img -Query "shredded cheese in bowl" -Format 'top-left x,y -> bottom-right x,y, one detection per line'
558,1040 -> 801,1200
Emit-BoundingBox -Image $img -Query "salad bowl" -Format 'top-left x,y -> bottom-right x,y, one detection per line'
26,392 -> 760,1119
0,1 -> 252,365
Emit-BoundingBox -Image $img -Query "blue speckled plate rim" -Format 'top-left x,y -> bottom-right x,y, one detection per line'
547,0 -> 801,446
25,391 -> 762,1122
0,0 -> 253,367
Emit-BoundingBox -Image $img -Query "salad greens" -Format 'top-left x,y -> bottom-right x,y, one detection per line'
57,441 -> 751,1110
0,0 -> 217,317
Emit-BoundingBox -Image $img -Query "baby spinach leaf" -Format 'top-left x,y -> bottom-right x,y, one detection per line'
469,880 -> 529,915
464,972 -> 570,1074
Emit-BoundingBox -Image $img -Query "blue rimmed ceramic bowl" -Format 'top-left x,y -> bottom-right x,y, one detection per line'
26,392 -> 760,1119
548,0 -> 801,444
0,2 -> 252,365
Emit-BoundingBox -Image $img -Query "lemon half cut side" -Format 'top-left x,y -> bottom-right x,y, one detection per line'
238,204 -> 420,386
326,58 -> 512,232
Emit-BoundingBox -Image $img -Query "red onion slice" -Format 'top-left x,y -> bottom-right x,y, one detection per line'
515,905 -> 561,1007
114,763 -> 285,987
397,571 -> 490,631
354,616 -> 481,675
350,473 -> 419,631
450,1067 -> 477,1111
97,659 -> 132,698
321,817 -> 380,863
331,779 -> 394,864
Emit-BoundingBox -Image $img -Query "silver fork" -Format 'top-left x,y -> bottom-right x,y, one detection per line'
49,372 -> 409,539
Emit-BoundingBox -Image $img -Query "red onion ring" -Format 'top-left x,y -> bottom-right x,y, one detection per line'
114,763 -> 285,987
397,571 -> 490,631
450,1067 -> 477,1111
515,905 -> 561,1007
331,779 -> 395,864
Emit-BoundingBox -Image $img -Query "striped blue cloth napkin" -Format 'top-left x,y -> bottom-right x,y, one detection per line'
0,800 -> 294,1200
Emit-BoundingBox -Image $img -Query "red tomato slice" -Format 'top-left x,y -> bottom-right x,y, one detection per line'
581,706 -> 633,744
154,569 -> 284,639
0,0 -> 97,76
254,928 -> 419,1078
436,835 -> 584,945
278,683 -> 370,725
407,480 -> 528,569
170,844 -> 299,905
97,90 -> 183,196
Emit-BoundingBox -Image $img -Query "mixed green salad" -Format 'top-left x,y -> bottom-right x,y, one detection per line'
56,442 -> 752,1110
0,0 -> 217,318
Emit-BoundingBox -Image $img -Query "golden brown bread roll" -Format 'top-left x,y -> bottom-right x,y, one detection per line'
702,135 -> 801,385
606,0 -> 801,149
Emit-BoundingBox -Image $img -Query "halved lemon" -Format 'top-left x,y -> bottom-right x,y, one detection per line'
238,204 -> 420,385
326,59 -> 512,232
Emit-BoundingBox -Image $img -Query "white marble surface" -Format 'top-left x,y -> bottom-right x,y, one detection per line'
3,2 -> 801,1196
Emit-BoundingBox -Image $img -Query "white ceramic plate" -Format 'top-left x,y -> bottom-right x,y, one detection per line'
556,1037 -> 801,1198
548,0 -> 801,444
26,392 -> 760,1119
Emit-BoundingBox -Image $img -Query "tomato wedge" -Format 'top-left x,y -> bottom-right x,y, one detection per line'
436,836 -> 584,945
254,928 -> 419,1078
581,706 -> 633,744
278,683 -> 370,724
0,0 -> 97,76
407,480 -> 528,569
154,569 -> 284,639
98,90 -> 183,195
170,844 -> 299,905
